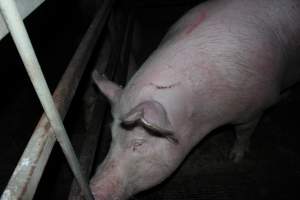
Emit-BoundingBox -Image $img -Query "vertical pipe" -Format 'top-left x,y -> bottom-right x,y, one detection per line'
0,0 -> 93,199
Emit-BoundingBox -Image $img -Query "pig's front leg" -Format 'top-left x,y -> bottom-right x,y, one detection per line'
230,116 -> 262,162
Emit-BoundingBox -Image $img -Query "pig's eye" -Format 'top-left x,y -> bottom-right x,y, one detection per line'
119,121 -> 135,131
143,126 -> 179,144
119,121 -> 179,144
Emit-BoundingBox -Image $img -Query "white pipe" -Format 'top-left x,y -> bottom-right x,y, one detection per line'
0,0 -> 45,41
0,0 -> 93,199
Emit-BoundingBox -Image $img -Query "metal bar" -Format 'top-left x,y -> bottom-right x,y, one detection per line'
0,0 -> 112,198
120,12 -> 134,82
68,37 -> 111,200
69,10 -> 134,199
0,0 -> 93,199
0,0 -> 45,40
68,8 -> 133,198
110,7 -> 134,85
106,10 -> 128,81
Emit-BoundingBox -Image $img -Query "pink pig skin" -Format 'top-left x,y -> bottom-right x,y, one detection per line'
90,0 -> 300,199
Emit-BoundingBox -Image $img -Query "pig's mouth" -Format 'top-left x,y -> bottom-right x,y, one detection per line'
90,159 -> 130,200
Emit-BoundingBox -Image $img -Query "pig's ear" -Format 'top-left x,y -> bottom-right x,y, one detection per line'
92,70 -> 123,105
121,101 -> 178,144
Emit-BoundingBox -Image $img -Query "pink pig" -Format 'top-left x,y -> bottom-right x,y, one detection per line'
90,0 -> 300,199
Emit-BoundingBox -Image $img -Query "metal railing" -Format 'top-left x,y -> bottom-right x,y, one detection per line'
67,5 -> 135,198
0,0 -> 113,199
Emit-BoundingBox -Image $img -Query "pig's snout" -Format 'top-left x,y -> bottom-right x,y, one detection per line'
90,182 -> 125,200
90,160 -> 129,200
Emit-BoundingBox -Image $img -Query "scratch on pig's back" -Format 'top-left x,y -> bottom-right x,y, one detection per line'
184,12 -> 206,35
150,82 -> 181,89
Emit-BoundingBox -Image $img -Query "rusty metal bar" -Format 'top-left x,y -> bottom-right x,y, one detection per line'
120,12 -> 134,82
68,8 -> 134,198
0,0 -> 112,198
0,0 -> 93,198
68,37 -> 111,200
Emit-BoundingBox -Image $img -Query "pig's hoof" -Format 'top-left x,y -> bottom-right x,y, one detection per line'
229,144 -> 249,163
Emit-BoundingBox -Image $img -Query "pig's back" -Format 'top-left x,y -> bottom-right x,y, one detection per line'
122,0 -> 300,129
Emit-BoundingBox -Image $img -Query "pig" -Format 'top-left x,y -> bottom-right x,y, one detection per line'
90,0 -> 300,199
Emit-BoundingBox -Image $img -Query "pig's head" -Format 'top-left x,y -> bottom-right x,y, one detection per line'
90,71 -> 184,200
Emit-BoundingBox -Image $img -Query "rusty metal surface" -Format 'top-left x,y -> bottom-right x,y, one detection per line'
1,0 -> 112,199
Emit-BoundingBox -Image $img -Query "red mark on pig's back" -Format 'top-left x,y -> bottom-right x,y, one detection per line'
185,12 -> 206,35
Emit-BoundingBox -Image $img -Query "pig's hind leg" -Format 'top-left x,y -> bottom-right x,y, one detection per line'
229,116 -> 261,162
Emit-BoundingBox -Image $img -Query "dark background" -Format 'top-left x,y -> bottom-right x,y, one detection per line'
0,0 -> 299,199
